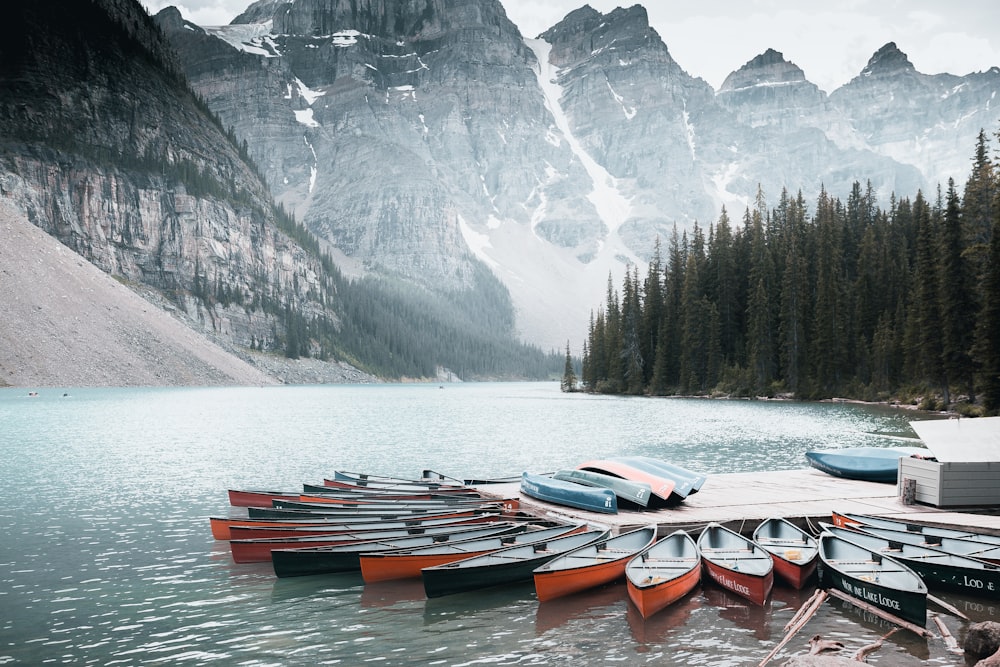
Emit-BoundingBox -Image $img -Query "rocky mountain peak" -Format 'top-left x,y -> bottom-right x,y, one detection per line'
719,48 -> 807,92
861,41 -> 916,77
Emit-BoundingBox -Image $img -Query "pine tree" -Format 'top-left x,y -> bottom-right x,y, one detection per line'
561,341 -> 578,392
975,177 -> 1000,413
938,179 -> 977,403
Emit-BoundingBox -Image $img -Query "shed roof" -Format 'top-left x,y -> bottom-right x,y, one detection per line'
909,417 -> 1000,462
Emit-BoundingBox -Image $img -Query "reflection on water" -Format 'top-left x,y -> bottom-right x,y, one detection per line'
0,384 -> 964,665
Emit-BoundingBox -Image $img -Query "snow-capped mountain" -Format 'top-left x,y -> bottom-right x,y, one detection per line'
158,1 -> 1000,350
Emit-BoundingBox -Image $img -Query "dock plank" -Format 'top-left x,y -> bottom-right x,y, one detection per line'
481,468 -> 1000,537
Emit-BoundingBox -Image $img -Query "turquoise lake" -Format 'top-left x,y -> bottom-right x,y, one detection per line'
0,382 -> 993,665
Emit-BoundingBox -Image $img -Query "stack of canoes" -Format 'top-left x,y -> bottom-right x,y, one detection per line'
519,457 -> 706,514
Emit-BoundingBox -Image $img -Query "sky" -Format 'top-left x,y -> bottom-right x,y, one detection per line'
141,0 -> 1000,93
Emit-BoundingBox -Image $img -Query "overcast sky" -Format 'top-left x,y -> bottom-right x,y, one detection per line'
142,0 -> 1000,92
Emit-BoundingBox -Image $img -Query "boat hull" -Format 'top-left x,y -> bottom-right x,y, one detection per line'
271,524 -> 522,577
753,518 -> 819,590
532,526 -> 657,602
823,525 -> 1000,596
421,529 -> 608,598
818,533 -> 927,626
575,459 -> 676,503
551,469 -> 652,508
805,447 -> 923,483
698,523 -> 774,606
360,524 -> 584,583
626,530 -> 702,618
520,472 -> 618,514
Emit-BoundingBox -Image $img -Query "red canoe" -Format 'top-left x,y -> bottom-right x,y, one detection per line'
360,523 -> 585,583
210,508 -> 496,540
625,529 -> 702,618
228,489 -> 302,507
752,518 -> 819,589
230,517 -> 498,563
533,525 -> 657,602
697,523 -> 773,606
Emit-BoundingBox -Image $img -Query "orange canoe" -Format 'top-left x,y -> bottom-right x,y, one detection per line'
533,525 -> 658,602
360,523 -> 585,583
625,530 -> 702,618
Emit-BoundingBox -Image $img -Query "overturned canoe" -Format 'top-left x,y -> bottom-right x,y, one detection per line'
626,530 -> 702,618
533,525 -> 657,602
575,459 -> 677,505
752,518 -> 819,589
520,472 -> 618,514
609,456 -> 705,496
805,447 -> 925,483
551,469 -> 653,508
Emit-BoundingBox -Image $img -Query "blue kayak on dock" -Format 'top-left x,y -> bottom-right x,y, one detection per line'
805,446 -> 926,483
520,472 -> 618,514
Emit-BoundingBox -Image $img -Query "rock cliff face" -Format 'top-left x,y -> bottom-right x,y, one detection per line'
0,0 -> 339,357
161,2 -> 1000,350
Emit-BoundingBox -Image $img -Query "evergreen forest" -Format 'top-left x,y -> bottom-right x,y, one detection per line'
576,129 -> 1000,416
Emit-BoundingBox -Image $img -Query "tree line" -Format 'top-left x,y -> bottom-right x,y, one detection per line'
576,129 -> 1000,415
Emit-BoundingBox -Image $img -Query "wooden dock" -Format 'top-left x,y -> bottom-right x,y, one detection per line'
477,468 -> 1000,537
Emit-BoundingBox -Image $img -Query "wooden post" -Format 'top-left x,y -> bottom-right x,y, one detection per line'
898,477 -> 916,505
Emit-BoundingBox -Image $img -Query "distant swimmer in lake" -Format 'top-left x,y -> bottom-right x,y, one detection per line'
27,391 -> 38,397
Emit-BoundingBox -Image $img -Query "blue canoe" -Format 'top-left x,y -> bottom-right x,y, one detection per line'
520,472 -> 618,514
805,446 -> 926,483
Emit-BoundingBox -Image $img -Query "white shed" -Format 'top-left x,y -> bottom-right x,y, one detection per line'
899,416 -> 1000,507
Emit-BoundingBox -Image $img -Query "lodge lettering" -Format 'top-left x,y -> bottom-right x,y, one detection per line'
841,580 -> 901,611
710,570 -> 751,596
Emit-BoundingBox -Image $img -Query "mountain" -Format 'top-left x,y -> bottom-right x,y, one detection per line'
0,0 -> 346,383
158,1 -> 1000,352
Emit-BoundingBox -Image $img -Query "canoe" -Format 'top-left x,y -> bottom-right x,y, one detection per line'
227,518 -> 497,541
752,518 -> 819,589
609,456 -> 705,495
329,470 -> 470,490
697,523 -> 774,606
836,522 -> 1000,565
271,523 -> 525,577
625,530 -> 702,618
212,516 -> 439,541
421,528 -> 609,598
520,472 -> 618,514
302,483 -> 482,498
575,459 -> 677,504
230,517 -> 499,563
533,525 -> 657,602
228,489 -> 303,507
551,469 -> 653,508
820,523 -> 1000,598
289,495 -> 496,507
360,523 -> 587,583
804,446 -> 926,482
817,531 -> 927,626
831,511 -> 1000,546
248,504 -> 500,519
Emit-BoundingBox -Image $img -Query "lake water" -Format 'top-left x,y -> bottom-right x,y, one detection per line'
0,382 -> 993,665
